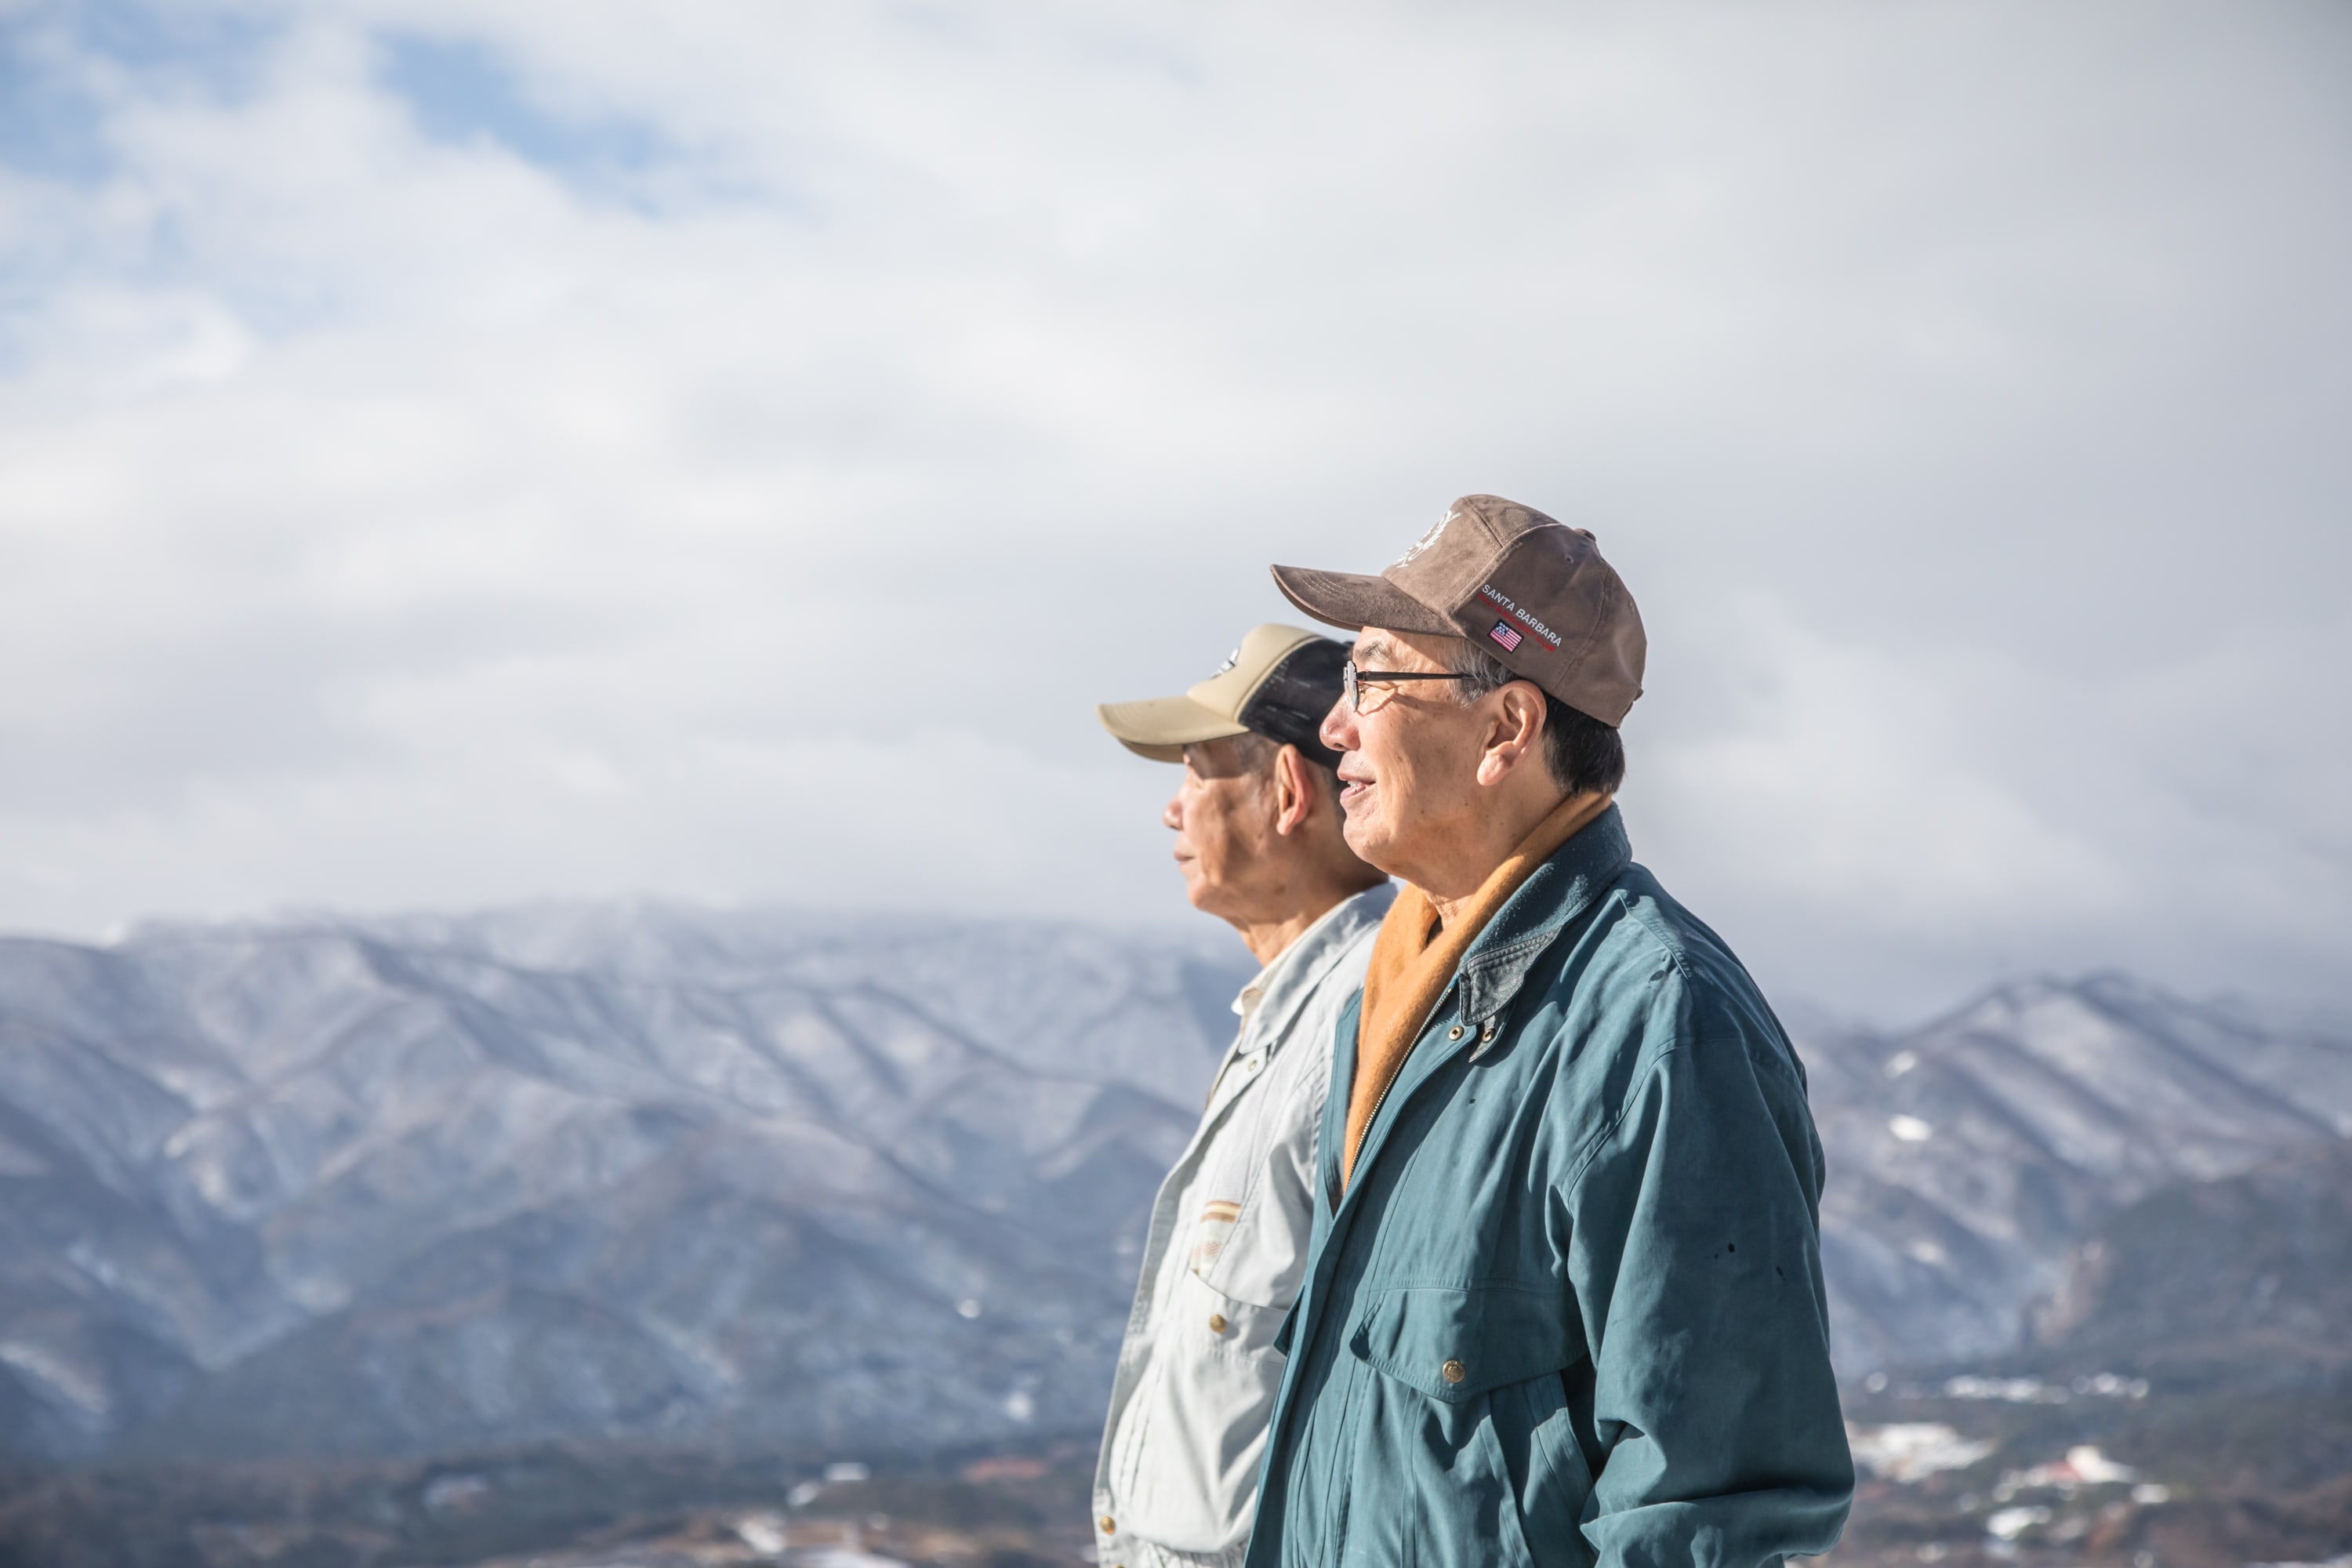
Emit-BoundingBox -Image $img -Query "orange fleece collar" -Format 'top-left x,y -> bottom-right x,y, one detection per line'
1340,790 -> 1613,1189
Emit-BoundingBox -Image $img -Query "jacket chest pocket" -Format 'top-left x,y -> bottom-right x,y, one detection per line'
1186,1070 -> 1317,1311
1351,1284 -> 1581,1403
1338,1285 -> 1596,1568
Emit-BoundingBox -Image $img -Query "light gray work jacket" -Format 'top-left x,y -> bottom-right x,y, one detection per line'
1094,884 -> 1396,1568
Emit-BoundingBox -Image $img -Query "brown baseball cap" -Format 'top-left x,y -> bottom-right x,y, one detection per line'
1270,494 -> 1646,726
1098,623 -> 1349,768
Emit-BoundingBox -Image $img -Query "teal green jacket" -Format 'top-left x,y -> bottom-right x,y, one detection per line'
1245,808 -> 1852,1568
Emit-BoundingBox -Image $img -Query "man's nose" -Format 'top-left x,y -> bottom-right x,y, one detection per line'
1163,792 -> 1184,830
1319,697 -> 1357,757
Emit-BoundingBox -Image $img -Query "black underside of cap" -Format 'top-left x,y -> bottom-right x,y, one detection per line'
1240,639 -> 1347,770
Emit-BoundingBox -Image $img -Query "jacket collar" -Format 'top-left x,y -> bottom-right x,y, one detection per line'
1453,804 -> 1632,1026
1232,881 -> 1396,1058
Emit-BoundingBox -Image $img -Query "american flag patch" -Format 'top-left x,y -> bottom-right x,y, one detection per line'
1489,619 -> 1523,652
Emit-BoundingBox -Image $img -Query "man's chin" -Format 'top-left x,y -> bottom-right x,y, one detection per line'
1181,871 -> 1239,917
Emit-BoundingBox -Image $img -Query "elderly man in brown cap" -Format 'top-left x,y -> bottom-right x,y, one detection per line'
1242,499 -> 1852,1568
1091,625 -> 1393,1568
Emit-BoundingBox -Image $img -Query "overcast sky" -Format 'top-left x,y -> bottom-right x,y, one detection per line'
1,0 -> 2346,1023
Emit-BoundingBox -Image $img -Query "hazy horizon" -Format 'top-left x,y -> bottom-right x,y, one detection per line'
13,889 -> 2342,1044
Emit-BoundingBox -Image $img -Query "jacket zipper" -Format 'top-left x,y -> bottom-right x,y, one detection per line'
1344,1073 -> 1397,1185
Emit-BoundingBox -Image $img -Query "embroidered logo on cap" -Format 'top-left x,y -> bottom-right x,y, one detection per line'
1475,583 -> 1563,650
1392,509 -> 1457,568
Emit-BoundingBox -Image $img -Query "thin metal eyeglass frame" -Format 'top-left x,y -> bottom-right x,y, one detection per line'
1342,660 -> 1469,713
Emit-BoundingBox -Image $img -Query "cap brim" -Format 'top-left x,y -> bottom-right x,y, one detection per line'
1269,565 -> 1458,638
1096,695 -> 1250,763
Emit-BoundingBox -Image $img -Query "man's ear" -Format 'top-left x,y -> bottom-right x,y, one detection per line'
1475,683 -> 1548,788
1272,745 -> 1316,837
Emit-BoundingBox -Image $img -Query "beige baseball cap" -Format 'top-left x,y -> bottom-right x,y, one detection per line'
1098,623 -> 1349,768
1270,494 -> 1646,726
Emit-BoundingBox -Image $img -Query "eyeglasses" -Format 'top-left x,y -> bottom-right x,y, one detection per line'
1341,660 -> 1468,713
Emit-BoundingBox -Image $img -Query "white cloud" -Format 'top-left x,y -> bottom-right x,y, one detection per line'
0,0 -> 2346,1018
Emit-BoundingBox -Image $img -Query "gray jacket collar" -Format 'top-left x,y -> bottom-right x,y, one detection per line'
1235,881 -> 1396,1059
1454,804 -> 1633,1026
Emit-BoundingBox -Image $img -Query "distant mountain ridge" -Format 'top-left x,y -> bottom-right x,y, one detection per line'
1798,973 -> 2352,1374
1,906 -> 2347,1465
2029,1138 -> 2352,1388
0,904 -> 1247,1463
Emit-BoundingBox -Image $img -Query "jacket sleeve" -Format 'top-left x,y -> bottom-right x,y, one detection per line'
1562,978 -> 1854,1568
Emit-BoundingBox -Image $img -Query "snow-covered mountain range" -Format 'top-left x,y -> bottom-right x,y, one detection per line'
1,905 -> 2346,1465
1800,975 -> 2351,1372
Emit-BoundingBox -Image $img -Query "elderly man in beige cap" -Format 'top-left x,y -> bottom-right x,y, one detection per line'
1243,498 -> 1850,1568
1091,624 -> 1392,1568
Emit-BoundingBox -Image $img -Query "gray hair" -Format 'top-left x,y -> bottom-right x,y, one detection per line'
1438,638 -> 1628,797
1221,730 -> 1342,800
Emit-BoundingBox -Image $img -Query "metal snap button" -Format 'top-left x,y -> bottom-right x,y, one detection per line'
1441,1358 -> 1467,1384
1208,1313 -> 1228,1334
1099,1515 -> 1117,1534
1447,1024 -> 1465,1040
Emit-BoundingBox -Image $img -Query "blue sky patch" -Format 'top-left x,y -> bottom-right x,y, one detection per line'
71,0 -> 274,82
378,32 -> 673,189
0,12 -> 114,180
0,1 -> 275,182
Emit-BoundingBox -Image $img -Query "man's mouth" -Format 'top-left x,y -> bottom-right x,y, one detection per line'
1336,770 -> 1374,810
